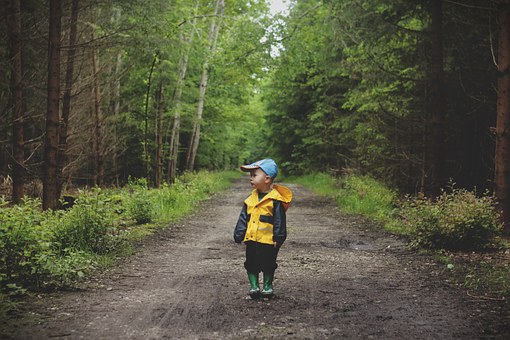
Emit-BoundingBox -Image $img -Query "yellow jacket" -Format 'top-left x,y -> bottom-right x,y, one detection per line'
234,184 -> 293,245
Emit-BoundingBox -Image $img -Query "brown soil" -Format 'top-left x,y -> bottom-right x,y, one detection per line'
13,179 -> 510,339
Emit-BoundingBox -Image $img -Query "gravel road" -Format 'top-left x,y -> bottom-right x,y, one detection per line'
15,178 -> 509,339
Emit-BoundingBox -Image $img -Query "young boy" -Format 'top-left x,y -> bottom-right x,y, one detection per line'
234,159 -> 292,299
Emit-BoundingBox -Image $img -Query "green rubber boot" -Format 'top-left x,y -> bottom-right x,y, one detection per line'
248,272 -> 260,299
261,272 -> 274,297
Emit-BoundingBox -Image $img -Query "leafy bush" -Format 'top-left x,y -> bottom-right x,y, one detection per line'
337,175 -> 396,223
53,188 -> 122,254
401,189 -> 502,250
0,198 -> 54,289
35,249 -> 97,287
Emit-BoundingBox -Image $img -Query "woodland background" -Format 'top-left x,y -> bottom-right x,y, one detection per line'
2,0 -> 510,228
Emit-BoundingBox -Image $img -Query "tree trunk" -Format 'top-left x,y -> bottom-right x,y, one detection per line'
495,0 -> 510,234
9,0 -> 25,203
186,0 -> 225,171
58,0 -> 79,196
43,0 -> 62,210
428,0 -> 445,196
91,31 -> 103,186
111,49 -> 122,186
144,53 -> 159,182
112,8 -> 122,186
168,28 -> 194,182
155,80 -> 164,188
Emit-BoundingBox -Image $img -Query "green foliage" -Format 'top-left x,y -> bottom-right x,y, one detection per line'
263,0 -> 498,193
460,262 -> 510,299
53,188 -> 123,255
0,198 -> 54,289
292,172 -> 501,252
149,171 -> 239,222
126,178 -> 153,224
287,173 -> 339,198
0,171 -> 238,295
35,249 -> 97,287
400,189 -> 502,250
337,175 -> 397,223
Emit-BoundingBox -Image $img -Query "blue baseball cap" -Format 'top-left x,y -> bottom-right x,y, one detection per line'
240,159 -> 278,179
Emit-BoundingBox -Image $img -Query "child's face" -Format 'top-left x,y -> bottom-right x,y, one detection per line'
249,168 -> 272,192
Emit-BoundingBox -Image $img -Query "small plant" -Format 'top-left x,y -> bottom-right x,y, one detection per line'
53,188 -> 120,254
127,191 -> 153,224
0,198 -> 54,289
35,249 -> 97,287
401,188 -> 502,250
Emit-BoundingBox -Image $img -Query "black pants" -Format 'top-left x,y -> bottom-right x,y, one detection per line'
244,241 -> 280,275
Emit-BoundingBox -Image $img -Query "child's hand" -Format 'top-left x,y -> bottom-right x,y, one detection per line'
273,242 -> 279,248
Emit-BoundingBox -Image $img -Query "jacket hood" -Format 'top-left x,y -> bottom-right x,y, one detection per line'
249,184 -> 292,212
272,184 -> 292,204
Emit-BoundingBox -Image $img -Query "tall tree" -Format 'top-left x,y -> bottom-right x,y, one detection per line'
8,0 -> 24,203
155,79 -> 164,188
110,7 -> 123,186
186,0 -> 225,171
43,0 -> 62,210
58,0 -> 79,195
168,10 -> 197,182
144,53 -> 159,182
91,27 -> 104,186
495,0 -> 510,234
428,0 -> 446,196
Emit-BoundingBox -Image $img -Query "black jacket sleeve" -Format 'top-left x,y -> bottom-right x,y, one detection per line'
233,203 -> 248,243
272,200 -> 287,245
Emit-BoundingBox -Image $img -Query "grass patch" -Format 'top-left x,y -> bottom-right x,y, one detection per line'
436,249 -> 510,300
288,173 -> 397,228
337,175 -> 397,225
286,173 -> 339,197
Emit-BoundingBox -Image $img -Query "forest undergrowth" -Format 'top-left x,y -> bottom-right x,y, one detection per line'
0,170 -> 240,330
287,172 -> 510,301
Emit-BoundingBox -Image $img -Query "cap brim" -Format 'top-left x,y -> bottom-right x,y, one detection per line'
240,165 -> 260,172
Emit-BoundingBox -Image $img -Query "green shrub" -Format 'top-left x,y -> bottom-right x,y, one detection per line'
53,188 -> 121,254
337,175 -> 396,223
127,191 -> 153,224
0,198 -> 54,289
401,189 -> 502,250
35,249 -> 96,287
124,177 -> 153,224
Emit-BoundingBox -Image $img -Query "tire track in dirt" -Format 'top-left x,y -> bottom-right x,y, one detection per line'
15,178 -> 509,339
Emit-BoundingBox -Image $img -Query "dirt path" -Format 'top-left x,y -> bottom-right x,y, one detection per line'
16,179 -> 509,339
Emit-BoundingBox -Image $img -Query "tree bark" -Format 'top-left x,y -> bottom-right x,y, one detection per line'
9,0 -> 25,203
495,0 -> 510,234
43,0 -> 62,210
112,8 -> 123,186
428,0 -> 445,196
144,53 -> 159,182
168,27 -> 194,182
186,0 -> 225,171
155,80 -> 164,188
58,0 -> 79,196
91,30 -> 104,186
